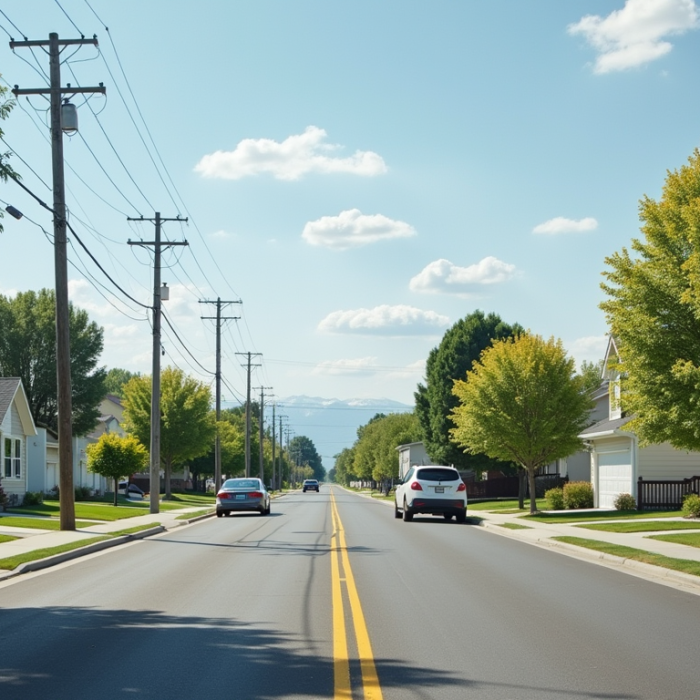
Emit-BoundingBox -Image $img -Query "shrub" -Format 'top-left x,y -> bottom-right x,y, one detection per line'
0,479 -> 7,506
682,493 -> 700,518
45,485 -> 59,500
563,481 -> 594,509
613,493 -> 636,511
544,487 -> 565,510
22,491 -> 44,506
74,486 -> 92,500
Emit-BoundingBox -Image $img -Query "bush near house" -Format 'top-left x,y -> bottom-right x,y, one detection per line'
563,481 -> 594,509
614,493 -> 636,511
22,492 -> 43,506
545,487 -> 565,510
682,493 -> 700,518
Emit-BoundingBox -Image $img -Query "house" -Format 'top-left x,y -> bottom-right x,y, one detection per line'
580,337 -> 700,509
0,378 -> 38,504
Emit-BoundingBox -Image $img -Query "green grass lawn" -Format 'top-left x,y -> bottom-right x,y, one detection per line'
0,534 -> 18,543
468,499 -> 537,512
553,536 -> 700,577
0,516 -> 94,530
522,509 -> 681,524
649,532 -> 700,548
10,501 -> 151,522
576,520 -> 700,533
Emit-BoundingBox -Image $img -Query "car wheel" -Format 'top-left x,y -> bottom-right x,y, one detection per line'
455,510 -> 466,524
216,510 -> 223,518
402,499 -> 413,522
443,513 -> 454,521
394,501 -> 402,519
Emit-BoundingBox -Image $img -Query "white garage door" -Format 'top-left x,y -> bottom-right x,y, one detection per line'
598,451 -> 632,509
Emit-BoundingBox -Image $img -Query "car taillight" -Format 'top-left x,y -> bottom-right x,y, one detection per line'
410,482 -> 423,491
217,492 -> 229,499
250,491 -> 263,498
457,482 -> 466,492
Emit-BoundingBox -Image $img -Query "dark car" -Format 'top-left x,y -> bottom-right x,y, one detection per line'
302,479 -> 320,492
118,482 -> 145,497
216,478 -> 271,517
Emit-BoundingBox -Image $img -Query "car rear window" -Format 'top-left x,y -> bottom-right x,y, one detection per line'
224,479 -> 260,489
416,468 -> 459,482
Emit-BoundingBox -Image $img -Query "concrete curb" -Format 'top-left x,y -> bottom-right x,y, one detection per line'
0,525 -> 166,582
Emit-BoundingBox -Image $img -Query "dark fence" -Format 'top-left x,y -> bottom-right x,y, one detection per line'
464,474 -> 567,500
637,475 -> 700,510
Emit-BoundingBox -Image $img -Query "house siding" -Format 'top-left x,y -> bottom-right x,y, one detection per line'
637,443 -> 700,481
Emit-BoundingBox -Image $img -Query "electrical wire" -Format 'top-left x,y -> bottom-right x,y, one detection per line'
161,309 -> 214,375
54,0 -> 85,38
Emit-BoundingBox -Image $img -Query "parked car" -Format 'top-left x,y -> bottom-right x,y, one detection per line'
302,479 -> 320,492
118,482 -> 145,498
216,478 -> 270,517
394,466 -> 467,523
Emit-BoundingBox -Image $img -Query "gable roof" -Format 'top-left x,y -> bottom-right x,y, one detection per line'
0,377 -> 37,436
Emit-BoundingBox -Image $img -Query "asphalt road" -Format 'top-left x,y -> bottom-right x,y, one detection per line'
1,486 -> 698,699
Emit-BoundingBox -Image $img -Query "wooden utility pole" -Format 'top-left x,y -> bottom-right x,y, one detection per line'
128,213 -> 187,513
11,34 -> 105,531
255,386 -> 273,483
236,352 -> 261,477
200,298 -> 240,489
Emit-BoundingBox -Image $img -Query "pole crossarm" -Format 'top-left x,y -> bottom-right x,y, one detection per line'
11,37 -> 99,49
12,85 -> 106,97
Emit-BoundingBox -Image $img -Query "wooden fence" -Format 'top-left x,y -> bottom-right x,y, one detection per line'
464,474 -> 567,500
637,475 -> 700,510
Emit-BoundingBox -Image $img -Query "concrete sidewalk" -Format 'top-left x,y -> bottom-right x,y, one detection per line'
0,504 -> 213,581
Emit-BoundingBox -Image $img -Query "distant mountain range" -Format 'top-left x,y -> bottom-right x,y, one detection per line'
273,396 -> 414,472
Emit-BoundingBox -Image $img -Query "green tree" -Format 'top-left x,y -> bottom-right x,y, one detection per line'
415,310 -> 524,472
333,447 -> 357,486
450,334 -> 593,514
289,435 -> 324,482
353,412 -> 421,485
600,149 -> 700,451
105,368 -> 140,398
0,289 -> 106,435
86,433 -> 148,506
0,81 -> 18,234
122,367 -> 215,498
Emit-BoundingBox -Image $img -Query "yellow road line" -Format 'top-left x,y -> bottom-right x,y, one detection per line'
331,498 -> 351,699
331,489 -> 384,700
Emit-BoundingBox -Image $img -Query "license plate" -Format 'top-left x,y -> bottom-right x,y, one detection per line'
435,486 -> 444,493
236,494 -> 245,500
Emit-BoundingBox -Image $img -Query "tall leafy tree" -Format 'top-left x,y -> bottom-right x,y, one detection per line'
332,447 -> 357,486
105,368 -> 140,398
415,310 -> 523,471
122,367 -> 215,498
601,149 -> 700,450
450,334 -> 593,513
86,433 -> 148,506
289,435 -> 325,481
0,289 -> 106,435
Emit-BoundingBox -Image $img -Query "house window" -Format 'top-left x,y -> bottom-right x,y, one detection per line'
4,437 -> 21,479
610,379 -> 622,420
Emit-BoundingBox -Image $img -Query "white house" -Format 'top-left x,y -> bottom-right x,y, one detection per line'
580,337 -> 700,509
0,377 -> 37,504
396,442 -> 430,480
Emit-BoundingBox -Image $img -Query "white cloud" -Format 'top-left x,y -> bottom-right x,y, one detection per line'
409,257 -> 516,295
313,357 -> 380,376
318,304 -> 450,336
565,335 -> 609,368
194,126 -> 387,180
210,229 -> 235,240
302,209 -> 416,250
532,217 -> 598,235
568,0 -> 699,73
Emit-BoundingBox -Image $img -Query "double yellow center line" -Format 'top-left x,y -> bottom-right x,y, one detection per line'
330,489 -> 383,700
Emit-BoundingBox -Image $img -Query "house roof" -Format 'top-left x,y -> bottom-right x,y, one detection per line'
579,414 -> 634,439
0,377 -> 37,436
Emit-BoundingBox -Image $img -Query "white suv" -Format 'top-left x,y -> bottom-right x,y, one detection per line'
394,466 -> 467,523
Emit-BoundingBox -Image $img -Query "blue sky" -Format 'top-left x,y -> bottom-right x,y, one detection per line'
1,0 -> 700,423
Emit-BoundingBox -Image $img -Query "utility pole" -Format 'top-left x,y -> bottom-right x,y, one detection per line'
236,352 -> 261,477
11,34 -> 105,531
255,386 -> 273,483
128,213 -> 188,513
271,403 -> 276,490
278,415 -> 288,489
200,298 -> 240,490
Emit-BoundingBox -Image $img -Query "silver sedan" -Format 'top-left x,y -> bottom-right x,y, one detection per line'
216,478 -> 271,517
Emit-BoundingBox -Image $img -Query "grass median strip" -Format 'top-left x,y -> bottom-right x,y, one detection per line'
0,534 -> 18,544
576,521 -> 700,534
496,522 -> 531,530
553,536 -> 700,577
523,510 -> 680,524
0,523 -> 162,571
649,532 -> 700,548
176,508 -> 214,520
